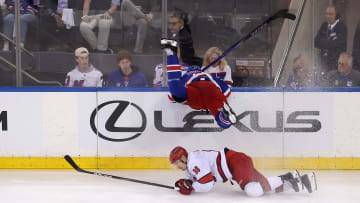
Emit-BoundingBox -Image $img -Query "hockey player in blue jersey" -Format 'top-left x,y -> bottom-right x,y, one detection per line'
161,39 -> 237,129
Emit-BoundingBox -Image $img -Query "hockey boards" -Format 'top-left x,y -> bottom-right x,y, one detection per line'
64,155 -> 175,190
202,9 -> 296,72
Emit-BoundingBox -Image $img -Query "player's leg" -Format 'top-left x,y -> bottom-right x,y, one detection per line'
274,171 -> 302,192
211,76 -> 237,124
167,55 -> 187,102
226,150 -> 302,197
225,150 -> 271,197
161,39 -> 187,101
188,81 -> 232,129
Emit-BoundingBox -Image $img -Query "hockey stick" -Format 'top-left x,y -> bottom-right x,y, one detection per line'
64,155 -> 175,190
202,9 -> 296,71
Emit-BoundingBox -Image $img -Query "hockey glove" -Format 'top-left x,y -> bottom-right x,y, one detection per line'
215,111 -> 232,129
175,179 -> 194,195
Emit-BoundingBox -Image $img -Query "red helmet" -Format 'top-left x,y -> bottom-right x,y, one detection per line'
169,146 -> 188,164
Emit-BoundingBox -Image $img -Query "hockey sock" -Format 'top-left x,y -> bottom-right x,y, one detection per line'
167,55 -> 187,99
164,48 -> 174,56
266,176 -> 283,191
275,180 -> 295,193
167,55 -> 181,80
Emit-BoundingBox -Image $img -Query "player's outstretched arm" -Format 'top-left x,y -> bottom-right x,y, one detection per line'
174,179 -> 194,195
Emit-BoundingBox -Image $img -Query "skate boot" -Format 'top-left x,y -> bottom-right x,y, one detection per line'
279,170 -> 301,192
160,38 -> 178,55
222,102 -> 237,124
300,172 -> 317,193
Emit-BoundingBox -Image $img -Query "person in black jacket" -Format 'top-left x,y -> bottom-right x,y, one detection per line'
168,8 -> 202,66
315,6 -> 347,73
352,22 -> 360,71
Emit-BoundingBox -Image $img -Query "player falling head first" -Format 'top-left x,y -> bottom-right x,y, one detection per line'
161,39 -> 237,129
170,146 -> 317,196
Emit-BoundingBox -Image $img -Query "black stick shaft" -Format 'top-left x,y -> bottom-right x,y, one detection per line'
202,9 -> 295,72
64,155 -> 175,190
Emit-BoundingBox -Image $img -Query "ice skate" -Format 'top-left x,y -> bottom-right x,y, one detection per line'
222,102 -> 237,124
279,170 -> 301,192
300,172 -> 317,193
160,38 -> 178,55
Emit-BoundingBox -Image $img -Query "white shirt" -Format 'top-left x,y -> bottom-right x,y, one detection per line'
329,19 -> 339,31
65,65 -> 103,87
185,149 -> 232,193
203,65 -> 233,85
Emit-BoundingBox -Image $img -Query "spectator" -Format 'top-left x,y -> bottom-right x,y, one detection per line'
322,52 -> 360,87
41,0 -> 81,51
202,47 -> 233,86
168,8 -> 202,66
65,47 -> 104,87
107,49 -> 147,87
153,9 -> 201,88
232,66 -> 249,87
287,55 -> 317,88
120,0 -> 159,54
2,0 -> 39,51
153,63 -> 164,87
315,6 -> 347,73
80,0 -> 118,53
353,22 -> 360,70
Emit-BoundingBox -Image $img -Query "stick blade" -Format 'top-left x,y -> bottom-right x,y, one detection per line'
64,155 -> 80,170
283,12 -> 296,20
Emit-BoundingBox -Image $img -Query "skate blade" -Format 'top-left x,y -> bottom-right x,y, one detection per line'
300,172 -> 317,193
292,170 -> 301,180
160,39 -> 177,47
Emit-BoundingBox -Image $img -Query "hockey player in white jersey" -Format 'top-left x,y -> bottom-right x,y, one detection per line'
170,146 -> 317,196
65,47 -> 104,87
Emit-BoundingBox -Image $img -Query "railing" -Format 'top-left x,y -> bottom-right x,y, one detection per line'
0,33 -> 63,86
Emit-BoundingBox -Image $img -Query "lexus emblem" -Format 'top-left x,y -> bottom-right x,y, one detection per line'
90,100 -> 147,142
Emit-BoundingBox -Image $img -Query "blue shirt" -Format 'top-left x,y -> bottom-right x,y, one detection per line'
8,0 -> 39,15
112,0 -> 120,6
107,67 -> 148,87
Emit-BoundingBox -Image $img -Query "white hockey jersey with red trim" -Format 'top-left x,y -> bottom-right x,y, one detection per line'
204,65 -> 233,85
184,149 -> 233,193
65,65 -> 103,87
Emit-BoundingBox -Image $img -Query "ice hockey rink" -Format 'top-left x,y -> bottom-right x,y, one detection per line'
1,170 -> 359,203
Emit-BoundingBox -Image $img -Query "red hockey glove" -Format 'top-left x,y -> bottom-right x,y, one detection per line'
175,179 -> 194,195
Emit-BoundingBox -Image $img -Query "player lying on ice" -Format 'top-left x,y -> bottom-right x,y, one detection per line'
169,146 -> 317,196
161,39 -> 237,129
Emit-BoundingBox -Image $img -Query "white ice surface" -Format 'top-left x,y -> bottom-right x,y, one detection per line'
0,170 -> 359,203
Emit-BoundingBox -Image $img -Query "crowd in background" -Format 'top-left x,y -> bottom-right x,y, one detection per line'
0,0 -> 359,88
287,5 -> 360,88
